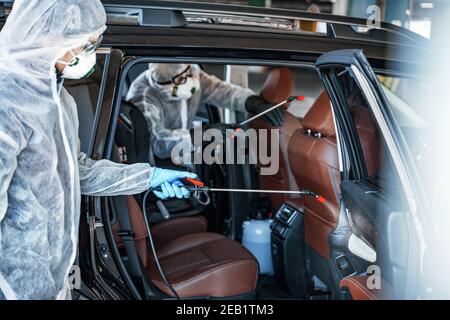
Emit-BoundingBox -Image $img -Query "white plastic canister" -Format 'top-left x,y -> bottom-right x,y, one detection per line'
242,219 -> 274,275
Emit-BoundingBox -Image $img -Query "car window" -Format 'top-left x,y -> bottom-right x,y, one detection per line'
246,66 -> 324,119
377,76 -> 430,169
332,67 -> 398,187
64,53 -> 107,153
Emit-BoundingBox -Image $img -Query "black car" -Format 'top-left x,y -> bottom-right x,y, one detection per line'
0,0 -> 434,300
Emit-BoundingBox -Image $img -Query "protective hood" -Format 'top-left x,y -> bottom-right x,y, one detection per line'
126,63 -> 254,159
150,63 -> 191,84
148,63 -> 201,101
0,0 -> 107,79
0,0 -> 111,300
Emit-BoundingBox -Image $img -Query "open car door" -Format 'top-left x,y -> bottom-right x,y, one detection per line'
314,49 -> 420,300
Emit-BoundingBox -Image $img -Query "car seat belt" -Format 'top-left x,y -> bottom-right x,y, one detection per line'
113,196 -> 160,299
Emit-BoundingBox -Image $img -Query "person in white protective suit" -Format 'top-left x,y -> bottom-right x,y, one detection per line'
0,0 -> 197,300
126,63 -> 286,159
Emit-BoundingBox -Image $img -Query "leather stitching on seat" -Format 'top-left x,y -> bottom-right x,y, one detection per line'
163,255 -> 212,278
157,233 -> 225,257
305,136 -> 316,157
167,260 -> 258,289
183,247 -> 241,274
152,217 -> 207,250
152,217 -> 206,231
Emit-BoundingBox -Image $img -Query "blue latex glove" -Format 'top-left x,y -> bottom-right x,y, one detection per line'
150,168 -> 198,200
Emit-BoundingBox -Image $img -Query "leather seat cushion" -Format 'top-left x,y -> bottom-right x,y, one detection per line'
113,197 -> 208,267
147,233 -> 259,298
150,215 -> 207,249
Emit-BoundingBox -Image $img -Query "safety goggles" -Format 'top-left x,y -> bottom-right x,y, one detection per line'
65,35 -> 103,67
82,34 -> 103,54
58,35 -> 103,69
156,65 -> 193,86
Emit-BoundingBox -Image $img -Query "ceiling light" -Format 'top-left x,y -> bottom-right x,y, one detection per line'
420,2 -> 434,9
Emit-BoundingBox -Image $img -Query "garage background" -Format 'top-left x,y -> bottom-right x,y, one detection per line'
182,0 -> 447,40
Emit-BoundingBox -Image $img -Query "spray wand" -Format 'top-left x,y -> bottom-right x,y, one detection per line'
238,95 -> 305,127
152,177 -> 327,204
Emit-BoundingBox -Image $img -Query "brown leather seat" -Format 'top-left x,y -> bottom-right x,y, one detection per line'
251,67 -> 303,210
113,211 -> 207,258
149,215 -> 207,249
288,91 -> 340,259
113,196 -> 259,298
148,232 -> 258,297
340,275 -> 393,300
288,91 -> 380,287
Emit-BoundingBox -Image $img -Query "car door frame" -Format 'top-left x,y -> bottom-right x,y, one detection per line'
79,48 -> 144,300
89,49 -> 429,299
91,53 -> 321,300
314,49 -> 427,299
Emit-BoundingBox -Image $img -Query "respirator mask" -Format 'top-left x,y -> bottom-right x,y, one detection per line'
58,35 -> 103,79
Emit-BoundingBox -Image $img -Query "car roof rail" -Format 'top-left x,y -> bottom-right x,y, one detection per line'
101,0 -> 426,46
106,6 -> 187,27
0,0 -> 426,47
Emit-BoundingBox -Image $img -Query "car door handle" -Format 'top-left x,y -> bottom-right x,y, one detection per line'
348,233 -> 377,263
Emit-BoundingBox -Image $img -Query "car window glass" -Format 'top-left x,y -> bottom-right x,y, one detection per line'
64,54 -> 106,153
377,76 -> 431,171
332,67 -> 398,187
247,66 -> 324,119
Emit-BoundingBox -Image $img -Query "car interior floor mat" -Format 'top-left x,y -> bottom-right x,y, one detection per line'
256,275 -> 298,300
307,288 -> 332,300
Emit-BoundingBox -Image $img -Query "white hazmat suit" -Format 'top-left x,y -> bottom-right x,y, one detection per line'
0,0 -> 154,300
126,64 -> 255,159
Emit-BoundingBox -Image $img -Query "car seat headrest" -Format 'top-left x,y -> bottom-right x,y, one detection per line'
302,91 -> 335,137
260,67 -> 295,110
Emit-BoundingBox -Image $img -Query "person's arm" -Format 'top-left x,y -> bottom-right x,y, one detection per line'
78,152 -> 152,196
199,70 -> 255,113
78,152 -> 197,199
132,87 -> 191,159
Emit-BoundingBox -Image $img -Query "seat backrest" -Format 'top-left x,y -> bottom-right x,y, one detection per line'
288,91 -> 381,260
251,68 -> 302,210
288,91 -> 340,259
115,100 -> 151,165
